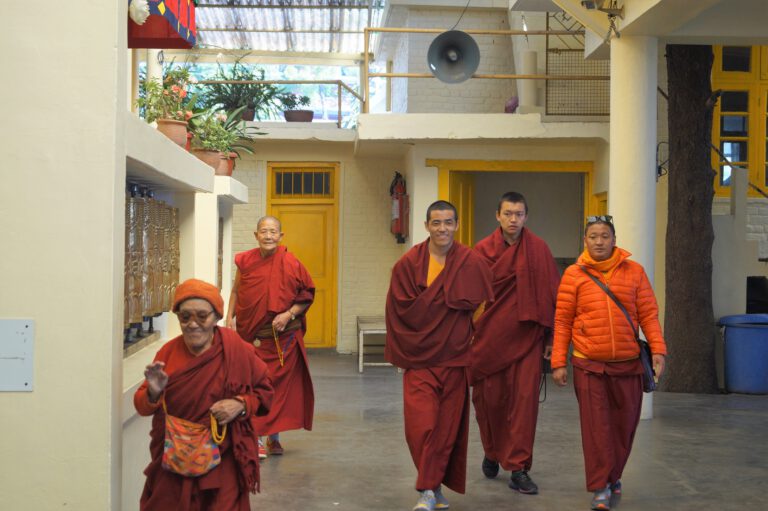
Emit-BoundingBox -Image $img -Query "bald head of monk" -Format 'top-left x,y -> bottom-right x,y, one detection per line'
254,216 -> 284,257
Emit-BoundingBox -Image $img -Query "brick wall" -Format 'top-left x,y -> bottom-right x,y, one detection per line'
339,157 -> 406,352
231,155 -> 265,256
714,197 -> 768,258
393,8 -> 516,113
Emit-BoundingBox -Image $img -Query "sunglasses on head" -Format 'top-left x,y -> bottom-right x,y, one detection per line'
586,215 -> 614,225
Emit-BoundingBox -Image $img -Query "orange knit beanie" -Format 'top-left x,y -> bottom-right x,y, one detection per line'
172,279 -> 224,317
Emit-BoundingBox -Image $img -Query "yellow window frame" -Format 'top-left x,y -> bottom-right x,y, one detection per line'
711,45 -> 768,197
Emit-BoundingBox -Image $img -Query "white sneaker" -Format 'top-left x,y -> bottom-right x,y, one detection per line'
258,437 -> 268,459
413,490 -> 436,511
434,486 -> 449,510
591,485 -> 611,510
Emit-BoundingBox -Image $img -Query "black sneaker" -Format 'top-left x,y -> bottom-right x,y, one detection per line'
481,456 -> 500,478
509,470 -> 539,494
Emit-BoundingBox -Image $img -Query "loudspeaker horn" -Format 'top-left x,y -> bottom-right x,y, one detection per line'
427,30 -> 480,84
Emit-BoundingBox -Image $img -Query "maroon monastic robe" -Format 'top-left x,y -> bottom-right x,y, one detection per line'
470,227 -> 560,472
572,358 -> 644,491
234,246 -> 315,435
135,328 -> 273,511
386,240 -> 493,493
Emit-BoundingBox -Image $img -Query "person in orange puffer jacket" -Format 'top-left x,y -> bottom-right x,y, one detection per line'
551,216 -> 667,511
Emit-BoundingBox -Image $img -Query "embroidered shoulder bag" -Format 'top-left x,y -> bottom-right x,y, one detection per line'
161,398 -> 228,477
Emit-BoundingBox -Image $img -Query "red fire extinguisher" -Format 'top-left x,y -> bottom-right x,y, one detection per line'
390,171 -> 409,244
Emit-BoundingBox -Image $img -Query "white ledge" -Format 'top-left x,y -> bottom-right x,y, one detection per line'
214,175 -> 249,204
247,120 -> 356,143
124,112 -> 215,193
356,113 -> 610,143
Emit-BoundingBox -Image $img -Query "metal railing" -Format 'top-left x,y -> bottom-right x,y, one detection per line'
197,79 -> 363,128
361,27 -> 608,113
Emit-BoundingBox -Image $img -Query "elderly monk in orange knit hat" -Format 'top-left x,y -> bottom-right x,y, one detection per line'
134,278 -> 273,511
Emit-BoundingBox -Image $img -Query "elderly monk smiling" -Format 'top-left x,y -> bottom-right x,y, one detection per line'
134,279 -> 273,511
227,216 -> 316,458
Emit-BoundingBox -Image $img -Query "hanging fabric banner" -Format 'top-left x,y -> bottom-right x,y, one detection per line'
128,0 -> 197,49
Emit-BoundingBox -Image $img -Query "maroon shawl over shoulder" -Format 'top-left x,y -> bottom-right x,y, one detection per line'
385,240 -> 494,369
470,227 -> 561,381
141,328 -> 272,511
234,246 -> 315,342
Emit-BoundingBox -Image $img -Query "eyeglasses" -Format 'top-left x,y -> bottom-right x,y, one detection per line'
176,310 -> 215,324
586,215 -> 613,224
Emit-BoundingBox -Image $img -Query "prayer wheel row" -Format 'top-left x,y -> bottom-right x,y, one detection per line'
124,185 -> 180,327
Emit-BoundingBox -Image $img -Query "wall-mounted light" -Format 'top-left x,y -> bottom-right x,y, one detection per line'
581,0 -> 624,18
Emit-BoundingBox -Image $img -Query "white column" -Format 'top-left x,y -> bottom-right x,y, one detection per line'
177,191 -> 219,284
147,49 -> 162,82
518,49 -> 538,110
608,36 -> 658,419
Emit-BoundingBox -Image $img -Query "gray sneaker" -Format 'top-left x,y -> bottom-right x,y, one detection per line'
482,456 -> 500,479
509,470 -> 539,495
590,485 -> 612,510
433,486 -> 449,510
413,490 -> 436,511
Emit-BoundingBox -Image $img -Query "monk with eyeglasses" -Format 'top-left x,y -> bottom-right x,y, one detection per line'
135,279 -> 273,511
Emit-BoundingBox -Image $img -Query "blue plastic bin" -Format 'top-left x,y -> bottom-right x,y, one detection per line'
719,314 -> 768,394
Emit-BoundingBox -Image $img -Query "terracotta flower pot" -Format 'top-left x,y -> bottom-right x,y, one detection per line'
214,153 -> 233,176
156,119 -> 188,147
192,149 -> 222,170
227,152 -> 237,174
283,109 -> 314,122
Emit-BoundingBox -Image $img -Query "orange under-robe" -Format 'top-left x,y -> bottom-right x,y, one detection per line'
386,240 -> 493,493
134,327 -> 273,511
470,227 -> 561,473
234,246 -> 315,435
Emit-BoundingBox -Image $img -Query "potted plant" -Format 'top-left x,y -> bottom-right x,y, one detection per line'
201,59 -> 283,121
189,106 -> 261,175
135,67 -> 195,146
280,93 -> 314,122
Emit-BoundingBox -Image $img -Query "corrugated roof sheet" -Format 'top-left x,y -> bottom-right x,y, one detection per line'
195,1 -> 386,53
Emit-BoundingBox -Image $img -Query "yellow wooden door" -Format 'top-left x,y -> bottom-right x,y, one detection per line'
449,171 -> 475,246
268,162 -> 338,348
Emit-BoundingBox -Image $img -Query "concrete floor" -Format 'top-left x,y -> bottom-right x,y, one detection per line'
253,351 -> 767,511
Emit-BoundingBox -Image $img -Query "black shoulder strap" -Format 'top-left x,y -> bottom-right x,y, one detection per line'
579,266 -> 638,339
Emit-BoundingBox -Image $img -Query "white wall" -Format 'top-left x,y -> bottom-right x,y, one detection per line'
472,172 -> 583,258
387,7 -> 518,113
0,1 -> 126,509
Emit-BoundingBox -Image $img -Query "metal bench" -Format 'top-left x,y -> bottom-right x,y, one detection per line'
357,315 -> 390,373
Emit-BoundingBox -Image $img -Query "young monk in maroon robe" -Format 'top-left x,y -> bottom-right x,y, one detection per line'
135,279 -> 273,511
386,200 -> 494,511
226,216 -> 315,457
470,192 -> 561,495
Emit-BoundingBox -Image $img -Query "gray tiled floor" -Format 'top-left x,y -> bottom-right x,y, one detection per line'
253,351 -> 768,511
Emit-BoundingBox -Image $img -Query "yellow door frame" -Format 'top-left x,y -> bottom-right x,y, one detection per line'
266,161 -> 340,348
429,159 -> 598,215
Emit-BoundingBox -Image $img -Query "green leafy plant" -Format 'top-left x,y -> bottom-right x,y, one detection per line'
136,67 -> 195,123
278,92 -> 312,111
201,59 -> 285,120
190,106 -> 261,155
